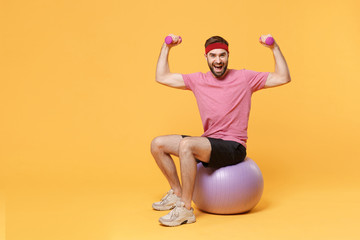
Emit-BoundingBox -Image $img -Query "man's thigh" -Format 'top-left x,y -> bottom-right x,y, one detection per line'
153,135 -> 212,162
154,134 -> 183,157
182,136 -> 246,168
180,136 -> 211,163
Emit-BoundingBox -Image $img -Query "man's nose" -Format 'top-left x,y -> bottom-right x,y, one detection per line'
215,56 -> 221,63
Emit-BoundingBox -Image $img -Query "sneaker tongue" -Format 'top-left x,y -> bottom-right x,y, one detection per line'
161,190 -> 173,201
176,201 -> 185,207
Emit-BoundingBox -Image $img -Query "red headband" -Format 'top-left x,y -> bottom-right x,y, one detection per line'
205,42 -> 229,55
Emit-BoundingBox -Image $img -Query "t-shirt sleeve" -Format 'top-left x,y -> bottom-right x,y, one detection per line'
244,69 -> 270,93
182,72 -> 202,91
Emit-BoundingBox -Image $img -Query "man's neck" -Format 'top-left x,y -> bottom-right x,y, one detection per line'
212,69 -> 230,80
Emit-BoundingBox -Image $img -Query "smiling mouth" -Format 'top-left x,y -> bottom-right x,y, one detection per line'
213,65 -> 223,72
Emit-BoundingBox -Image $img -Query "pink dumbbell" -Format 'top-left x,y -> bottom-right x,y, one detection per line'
259,36 -> 274,46
165,35 -> 182,44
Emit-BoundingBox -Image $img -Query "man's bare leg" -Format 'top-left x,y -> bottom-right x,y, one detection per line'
151,135 -> 183,197
178,137 -> 211,210
151,135 -> 212,210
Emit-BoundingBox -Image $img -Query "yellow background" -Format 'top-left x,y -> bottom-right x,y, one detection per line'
1,0 -> 359,239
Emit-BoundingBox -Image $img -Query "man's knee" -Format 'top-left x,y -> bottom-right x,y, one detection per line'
151,136 -> 165,154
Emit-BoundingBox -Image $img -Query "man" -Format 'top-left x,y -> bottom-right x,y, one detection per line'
151,34 -> 291,227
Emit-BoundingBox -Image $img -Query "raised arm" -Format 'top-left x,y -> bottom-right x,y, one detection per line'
259,35 -> 291,88
156,34 -> 186,89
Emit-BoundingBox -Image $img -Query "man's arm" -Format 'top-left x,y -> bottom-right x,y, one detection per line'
156,34 -> 186,89
259,35 -> 291,88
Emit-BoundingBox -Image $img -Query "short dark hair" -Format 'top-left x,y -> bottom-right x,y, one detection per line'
205,36 -> 229,48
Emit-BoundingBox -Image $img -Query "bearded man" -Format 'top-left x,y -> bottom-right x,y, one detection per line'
151,34 -> 291,227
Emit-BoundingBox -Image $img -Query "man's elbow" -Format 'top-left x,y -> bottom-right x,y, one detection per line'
281,74 -> 291,84
270,73 -> 291,86
155,74 -> 166,84
285,75 -> 291,84
155,77 -> 162,84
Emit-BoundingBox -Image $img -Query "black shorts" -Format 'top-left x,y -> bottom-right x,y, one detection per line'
181,135 -> 247,168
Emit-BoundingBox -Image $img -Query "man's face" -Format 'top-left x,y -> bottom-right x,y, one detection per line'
205,49 -> 229,78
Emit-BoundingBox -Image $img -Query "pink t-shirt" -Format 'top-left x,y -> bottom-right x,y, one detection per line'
182,69 -> 269,148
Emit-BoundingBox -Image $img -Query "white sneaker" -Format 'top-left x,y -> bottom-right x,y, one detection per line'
159,201 -> 196,227
152,189 -> 181,211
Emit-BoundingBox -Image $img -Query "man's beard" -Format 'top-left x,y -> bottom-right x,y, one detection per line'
208,62 -> 228,78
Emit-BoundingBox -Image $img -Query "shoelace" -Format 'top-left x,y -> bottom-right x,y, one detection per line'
170,206 -> 181,218
160,190 -> 173,203
170,202 -> 185,218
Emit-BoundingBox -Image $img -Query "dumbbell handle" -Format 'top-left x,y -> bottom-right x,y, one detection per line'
165,35 -> 182,45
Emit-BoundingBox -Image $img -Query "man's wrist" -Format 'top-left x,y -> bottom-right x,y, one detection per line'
161,43 -> 171,54
270,44 -> 281,53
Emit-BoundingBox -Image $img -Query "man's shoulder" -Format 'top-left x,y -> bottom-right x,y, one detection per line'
229,68 -> 261,79
183,71 -> 206,77
230,68 -> 246,73
183,71 -> 213,82
224,69 -> 246,78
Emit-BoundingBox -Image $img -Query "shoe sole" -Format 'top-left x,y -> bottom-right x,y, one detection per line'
152,204 -> 176,211
159,216 -> 196,227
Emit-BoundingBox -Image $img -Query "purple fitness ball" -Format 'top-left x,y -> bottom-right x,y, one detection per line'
193,157 -> 264,214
